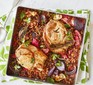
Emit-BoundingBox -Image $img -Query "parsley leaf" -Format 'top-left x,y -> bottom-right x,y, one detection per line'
51,54 -> 60,60
20,12 -> 25,20
24,18 -> 31,23
14,65 -> 20,70
66,31 -> 73,40
56,61 -> 62,66
31,58 -> 35,63
64,24 -> 71,28
47,77 -> 55,84
24,40 -> 30,47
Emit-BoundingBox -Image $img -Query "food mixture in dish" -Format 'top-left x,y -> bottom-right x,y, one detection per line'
7,7 -> 86,85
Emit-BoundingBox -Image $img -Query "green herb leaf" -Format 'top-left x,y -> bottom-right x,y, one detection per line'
14,65 -> 20,70
6,25 -> 10,33
20,12 -> 25,20
21,38 -> 25,43
24,40 -> 30,47
66,31 -> 73,40
47,77 -> 55,84
84,31 -> 90,44
51,54 -> 60,60
24,18 -> 31,23
7,30 -> 13,40
64,24 -> 71,28
56,61 -> 62,66
81,78 -> 86,84
31,58 -> 35,63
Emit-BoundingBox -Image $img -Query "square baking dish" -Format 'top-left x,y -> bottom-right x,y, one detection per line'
7,6 -> 87,85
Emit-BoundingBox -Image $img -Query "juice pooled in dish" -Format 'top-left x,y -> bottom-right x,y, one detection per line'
7,7 -> 86,85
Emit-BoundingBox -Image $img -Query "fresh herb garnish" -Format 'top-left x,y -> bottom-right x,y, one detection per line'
47,77 -> 55,84
24,18 -> 31,23
14,65 -> 20,70
56,60 -> 62,66
66,31 -> 73,40
54,28 -> 59,33
51,54 -> 60,60
20,12 -> 25,20
31,57 -> 35,63
64,24 -> 71,28
21,38 -> 25,43
24,40 -> 30,47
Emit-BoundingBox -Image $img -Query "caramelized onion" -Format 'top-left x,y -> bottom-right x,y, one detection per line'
71,17 -> 85,30
48,66 -> 55,76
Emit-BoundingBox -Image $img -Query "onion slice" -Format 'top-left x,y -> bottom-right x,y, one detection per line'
48,66 -> 55,76
56,61 -> 65,71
